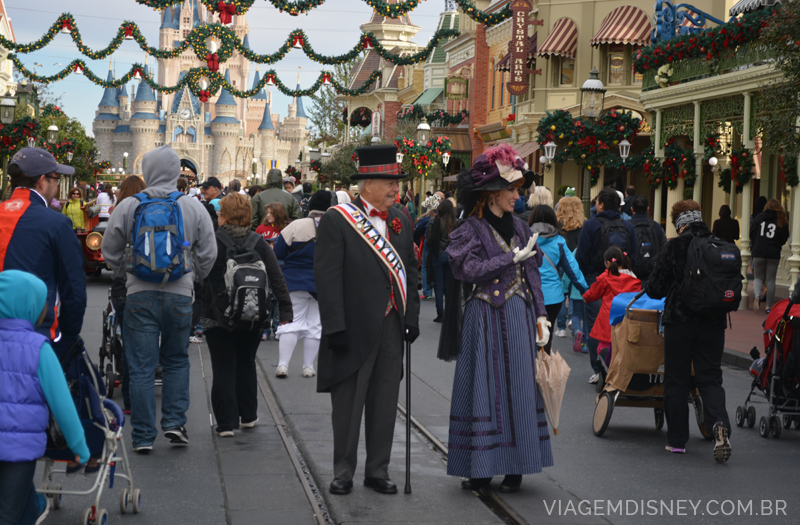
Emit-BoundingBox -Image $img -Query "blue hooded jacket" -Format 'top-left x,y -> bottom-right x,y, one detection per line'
530,223 -> 588,305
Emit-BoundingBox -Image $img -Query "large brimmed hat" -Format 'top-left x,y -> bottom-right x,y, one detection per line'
351,145 -> 407,180
457,143 -> 535,215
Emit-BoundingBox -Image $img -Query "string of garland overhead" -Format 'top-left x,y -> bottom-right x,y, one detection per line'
134,0 -> 510,26
396,105 -> 469,126
10,55 -> 382,98
0,14 -> 459,68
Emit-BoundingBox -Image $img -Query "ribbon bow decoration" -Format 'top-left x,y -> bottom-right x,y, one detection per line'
124,25 -> 134,39
731,155 -> 739,181
132,68 -> 143,80
199,90 -> 211,103
363,36 -> 373,49
206,53 -> 220,72
61,19 -> 73,31
73,64 -> 83,74
217,1 -> 237,24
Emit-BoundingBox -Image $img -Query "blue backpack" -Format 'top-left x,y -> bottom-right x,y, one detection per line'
129,191 -> 189,286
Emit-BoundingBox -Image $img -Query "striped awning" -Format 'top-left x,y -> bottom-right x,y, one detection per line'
514,141 -> 540,159
729,0 -> 782,16
591,6 -> 651,47
496,33 -> 538,72
538,18 -> 578,59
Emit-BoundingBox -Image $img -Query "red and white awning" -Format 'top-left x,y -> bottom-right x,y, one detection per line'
591,6 -> 651,47
537,18 -> 578,59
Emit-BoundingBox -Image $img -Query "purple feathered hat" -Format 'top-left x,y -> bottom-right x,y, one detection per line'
456,144 -> 535,215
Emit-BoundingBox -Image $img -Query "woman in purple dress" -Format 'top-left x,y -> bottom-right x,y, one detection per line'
444,144 -> 553,493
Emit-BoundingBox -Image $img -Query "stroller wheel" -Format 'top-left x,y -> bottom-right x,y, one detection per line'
81,507 -> 92,525
119,488 -> 128,514
52,484 -> 62,510
735,406 -> 745,428
783,415 -> 794,430
654,408 -> 664,430
759,416 -> 770,438
770,416 -> 782,439
746,406 -> 757,428
131,488 -> 142,514
105,364 -> 116,399
95,508 -> 108,525
592,392 -> 615,437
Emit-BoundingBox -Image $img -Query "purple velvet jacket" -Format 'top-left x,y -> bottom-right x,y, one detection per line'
446,215 -> 546,319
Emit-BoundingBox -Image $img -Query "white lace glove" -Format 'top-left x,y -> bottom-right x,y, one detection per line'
536,316 -> 551,347
512,233 -> 539,264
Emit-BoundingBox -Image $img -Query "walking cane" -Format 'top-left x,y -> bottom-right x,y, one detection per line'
405,340 -> 412,494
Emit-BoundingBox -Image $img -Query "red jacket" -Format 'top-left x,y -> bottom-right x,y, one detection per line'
583,269 -> 641,343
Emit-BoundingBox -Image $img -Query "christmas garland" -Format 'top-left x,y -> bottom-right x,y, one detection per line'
779,155 -> 798,187
309,159 -> 322,174
285,166 -> 300,179
0,117 -> 40,156
633,5 -> 774,74
718,148 -> 754,194
41,104 -> 65,118
395,135 -> 452,177
11,56 -> 382,99
703,135 -> 721,161
136,0 -> 255,17
396,105 -> 469,126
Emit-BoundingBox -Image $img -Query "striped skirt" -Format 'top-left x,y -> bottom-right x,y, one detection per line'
447,295 -> 554,478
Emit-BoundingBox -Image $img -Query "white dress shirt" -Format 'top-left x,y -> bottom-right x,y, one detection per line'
360,199 -> 387,237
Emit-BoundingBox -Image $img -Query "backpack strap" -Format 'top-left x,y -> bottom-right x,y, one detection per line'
243,232 -> 261,252
215,228 -> 238,258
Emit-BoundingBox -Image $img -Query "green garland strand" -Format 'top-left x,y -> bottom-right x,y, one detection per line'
136,0 -> 255,15
396,105 -> 469,126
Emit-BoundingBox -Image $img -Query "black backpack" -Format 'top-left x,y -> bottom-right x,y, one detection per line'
300,195 -> 310,217
212,230 -> 270,330
632,220 -> 661,280
680,234 -> 742,315
592,217 -> 631,272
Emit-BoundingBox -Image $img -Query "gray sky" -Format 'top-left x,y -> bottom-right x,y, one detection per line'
6,0 -> 446,135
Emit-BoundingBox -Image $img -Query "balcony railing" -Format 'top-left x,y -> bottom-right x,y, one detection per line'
642,44 -> 775,92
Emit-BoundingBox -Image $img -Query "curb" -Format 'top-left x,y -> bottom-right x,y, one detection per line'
722,348 -> 753,371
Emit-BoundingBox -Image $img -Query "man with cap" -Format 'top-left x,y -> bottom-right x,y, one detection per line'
251,169 -> 303,228
314,145 -> 420,496
200,176 -> 223,211
0,147 -> 86,348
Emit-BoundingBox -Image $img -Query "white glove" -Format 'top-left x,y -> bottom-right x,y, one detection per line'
536,316 -> 551,347
512,233 -> 539,264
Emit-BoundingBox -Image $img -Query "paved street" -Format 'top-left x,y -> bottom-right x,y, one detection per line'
42,274 -> 800,525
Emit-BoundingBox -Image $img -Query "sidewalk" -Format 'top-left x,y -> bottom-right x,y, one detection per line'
723,281 -> 787,369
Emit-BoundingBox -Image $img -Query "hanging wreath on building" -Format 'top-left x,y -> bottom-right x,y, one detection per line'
41,104 -> 64,118
718,148 -> 754,194
285,166 -> 300,180
394,135 -> 452,178
309,159 -> 322,174
90,160 -> 112,176
350,107 -> 372,128
703,135 -> 721,162
780,155 -> 799,187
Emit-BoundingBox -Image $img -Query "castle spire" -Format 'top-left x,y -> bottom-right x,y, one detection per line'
259,100 -> 275,131
98,70 -> 119,107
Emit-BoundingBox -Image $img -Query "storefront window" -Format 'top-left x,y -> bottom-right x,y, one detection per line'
608,50 -> 624,85
560,58 -> 575,86
633,47 -> 643,84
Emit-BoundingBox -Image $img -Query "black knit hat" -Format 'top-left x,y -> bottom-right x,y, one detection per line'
308,189 -> 332,212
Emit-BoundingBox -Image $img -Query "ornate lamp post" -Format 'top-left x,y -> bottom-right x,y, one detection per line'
579,68 -> 606,217
123,152 -> 128,175
416,117 -> 430,144
252,158 -> 258,184
46,125 -> 58,145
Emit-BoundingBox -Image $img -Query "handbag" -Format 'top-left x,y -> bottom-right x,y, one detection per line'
46,412 -> 68,450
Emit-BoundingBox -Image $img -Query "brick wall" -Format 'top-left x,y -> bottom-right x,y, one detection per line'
469,24 -> 489,163
383,101 -> 401,142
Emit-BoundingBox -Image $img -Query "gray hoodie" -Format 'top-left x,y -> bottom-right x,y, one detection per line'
102,145 -> 217,298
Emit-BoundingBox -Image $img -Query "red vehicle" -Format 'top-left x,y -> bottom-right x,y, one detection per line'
76,215 -> 107,276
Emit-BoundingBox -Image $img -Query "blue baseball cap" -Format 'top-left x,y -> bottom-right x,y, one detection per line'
10,147 -> 75,178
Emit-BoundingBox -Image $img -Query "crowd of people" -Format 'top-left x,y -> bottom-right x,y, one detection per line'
2,139 -> 791,523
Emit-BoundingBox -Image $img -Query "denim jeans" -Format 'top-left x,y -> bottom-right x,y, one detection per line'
124,291 -> 193,446
570,299 -> 586,339
0,460 -> 38,525
556,297 -> 570,330
432,252 -> 450,313
111,296 -> 130,410
421,243 -> 432,297
584,298 -> 602,374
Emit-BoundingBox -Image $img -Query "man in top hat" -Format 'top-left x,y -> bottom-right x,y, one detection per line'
314,145 -> 420,496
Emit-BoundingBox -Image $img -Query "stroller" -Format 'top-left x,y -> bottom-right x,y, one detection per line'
36,337 -> 141,524
99,290 -> 123,399
592,291 -> 714,440
735,298 -> 800,438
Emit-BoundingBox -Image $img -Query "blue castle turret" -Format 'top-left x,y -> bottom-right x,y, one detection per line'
252,70 -> 266,100
212,70 -> 239,124
160,7 -> 178,30
295,83 -> 307,118
98,70 -> 118,108
131,66 -> 158,120
192,0 -> 202,27
259,101 -> 275,131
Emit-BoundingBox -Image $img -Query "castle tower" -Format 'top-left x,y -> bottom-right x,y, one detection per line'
279,81 -> 310,167
129,66 -> 160,171
245,67 -> 268,137
211,70 -> 241,181
117,83 -> 129,121
258,98 -> 275,173
93,68 -> 120,162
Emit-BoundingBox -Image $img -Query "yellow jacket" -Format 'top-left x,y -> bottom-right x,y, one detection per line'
62,198 -> 85,230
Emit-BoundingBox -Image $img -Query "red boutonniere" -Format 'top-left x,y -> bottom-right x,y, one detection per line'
391,218 -> 402,235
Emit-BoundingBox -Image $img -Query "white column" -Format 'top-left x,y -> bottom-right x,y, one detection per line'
788,154 -> 800,294
692,101 -> 703,204
653,109 -> 664,229
739,93 -> 754,308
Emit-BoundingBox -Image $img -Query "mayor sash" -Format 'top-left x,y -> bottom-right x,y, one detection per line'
331,203 -> 407,313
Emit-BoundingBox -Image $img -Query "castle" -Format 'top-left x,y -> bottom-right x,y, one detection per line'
92,0 -> 310,183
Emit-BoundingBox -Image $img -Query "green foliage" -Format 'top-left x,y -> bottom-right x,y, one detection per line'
318,144 -> 360,187
396,106 -> 469,126
718,148 -> 754,194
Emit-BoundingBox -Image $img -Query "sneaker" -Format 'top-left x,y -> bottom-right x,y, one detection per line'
589,373 -> 599,384
581,344 -> 588,354
132,443 -> 153,454
65,462 -> 84,476
84,462 -> 101,477
567,319 -> 572,329
189,335 -> 205,344
164,425 -> 189,445
765,309 -> 771,315
572,331 -> 584,352
555,329 -> 567,338
215,427 -> 234,437
261,332 -> 270,341
665,446 -> 686,454
753,295 -> 760,313
276,365 -> 288,378
712,423 -> 731,463
302,366 -> 316,378
240,418 -> 259,429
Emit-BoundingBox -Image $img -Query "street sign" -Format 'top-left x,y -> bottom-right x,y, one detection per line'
445,77 -> 469,101
371,111 -> 381,137
507,0 -> 532,96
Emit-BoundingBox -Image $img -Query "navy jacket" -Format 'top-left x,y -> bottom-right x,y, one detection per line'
0,188 -> 87,341
629,213 -> 667,247
575,210 -> 637,284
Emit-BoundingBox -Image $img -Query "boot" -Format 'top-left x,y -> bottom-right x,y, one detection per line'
433,310 -> 443,323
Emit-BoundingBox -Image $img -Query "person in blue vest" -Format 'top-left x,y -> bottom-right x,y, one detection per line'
0,270 -> 89,525
0,148 -> 86,350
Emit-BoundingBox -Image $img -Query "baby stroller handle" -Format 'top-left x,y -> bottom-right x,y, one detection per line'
782,297 -> 794,321
625,290 -> 648,317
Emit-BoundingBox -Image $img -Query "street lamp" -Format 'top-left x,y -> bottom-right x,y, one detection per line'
123,152 -> 128,175
442,151 -> 450,167
579,68 -> 606,216
416,116 -> 430,144
252,158 -> 258,179
26,137 -> 35,148
396,151 -> 404,164
618,139 -> 631,164
0,94 -> 14,125
67,151 -> 73,162
46,125 -> 58,144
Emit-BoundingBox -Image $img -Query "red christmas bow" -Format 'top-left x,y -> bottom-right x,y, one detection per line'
369,209 -> 389,221
206,53 -> 219,72
61,19 -> 73,31
133,68 -> 143,79
73,64 -> 83,73
217,2 -> 237,24
363,36 -> 373,49
124,26 -> 134,38
292,35 -> 304,48
731,156 -> 739,181
199,90 -> 211,103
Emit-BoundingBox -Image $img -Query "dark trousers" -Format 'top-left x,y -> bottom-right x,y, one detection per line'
0,460 -> 38,525
584,298 -> 602,374
111,295 -> 130,410
432,252 -> 450,313
664,323 -> 731,448
329,310 -> 403,481
192,280 -> 205,333
205,327 -> 261,431
542,302 -> 563,354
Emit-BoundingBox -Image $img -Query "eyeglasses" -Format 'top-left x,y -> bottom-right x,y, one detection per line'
71,192 -> 80,196
45,174 -> 62,181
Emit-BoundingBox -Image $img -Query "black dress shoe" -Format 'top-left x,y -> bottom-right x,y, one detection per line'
461,477 -> 492,490
363,477 -> 398,494
329,478 -> 353,495
498,474 -> 522,493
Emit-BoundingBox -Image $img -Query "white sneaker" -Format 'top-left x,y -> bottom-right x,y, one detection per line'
589,373 -> 599,384
555,329 -> 567,338
302,366 -> 316,378
215,427 -> 234,437
567,319 -> 572,329
189,335 -> 204,344
276,365 -> 288,378
240,418 -> 258,429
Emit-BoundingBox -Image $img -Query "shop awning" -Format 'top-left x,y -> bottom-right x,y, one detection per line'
413,88 -> 444,106
591,6 -> 651,47
537,18 -> 578,59
496,33 -> 538,71
514,141 -> 540,159
729,0 -> 782,16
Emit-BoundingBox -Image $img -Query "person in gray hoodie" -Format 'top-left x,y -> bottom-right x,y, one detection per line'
251,169 -> 303,228
102,145 -> 217,452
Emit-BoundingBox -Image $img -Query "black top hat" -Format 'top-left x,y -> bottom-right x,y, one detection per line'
351,145 -> 407,181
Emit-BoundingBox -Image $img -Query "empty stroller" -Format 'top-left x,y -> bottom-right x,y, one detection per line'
735,298 -> 800,438
36,337 -> 142,524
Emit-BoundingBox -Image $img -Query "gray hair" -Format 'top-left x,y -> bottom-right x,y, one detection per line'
229,179 -> 241,192
527,186 -> 553,208
358,179 -> 367,192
